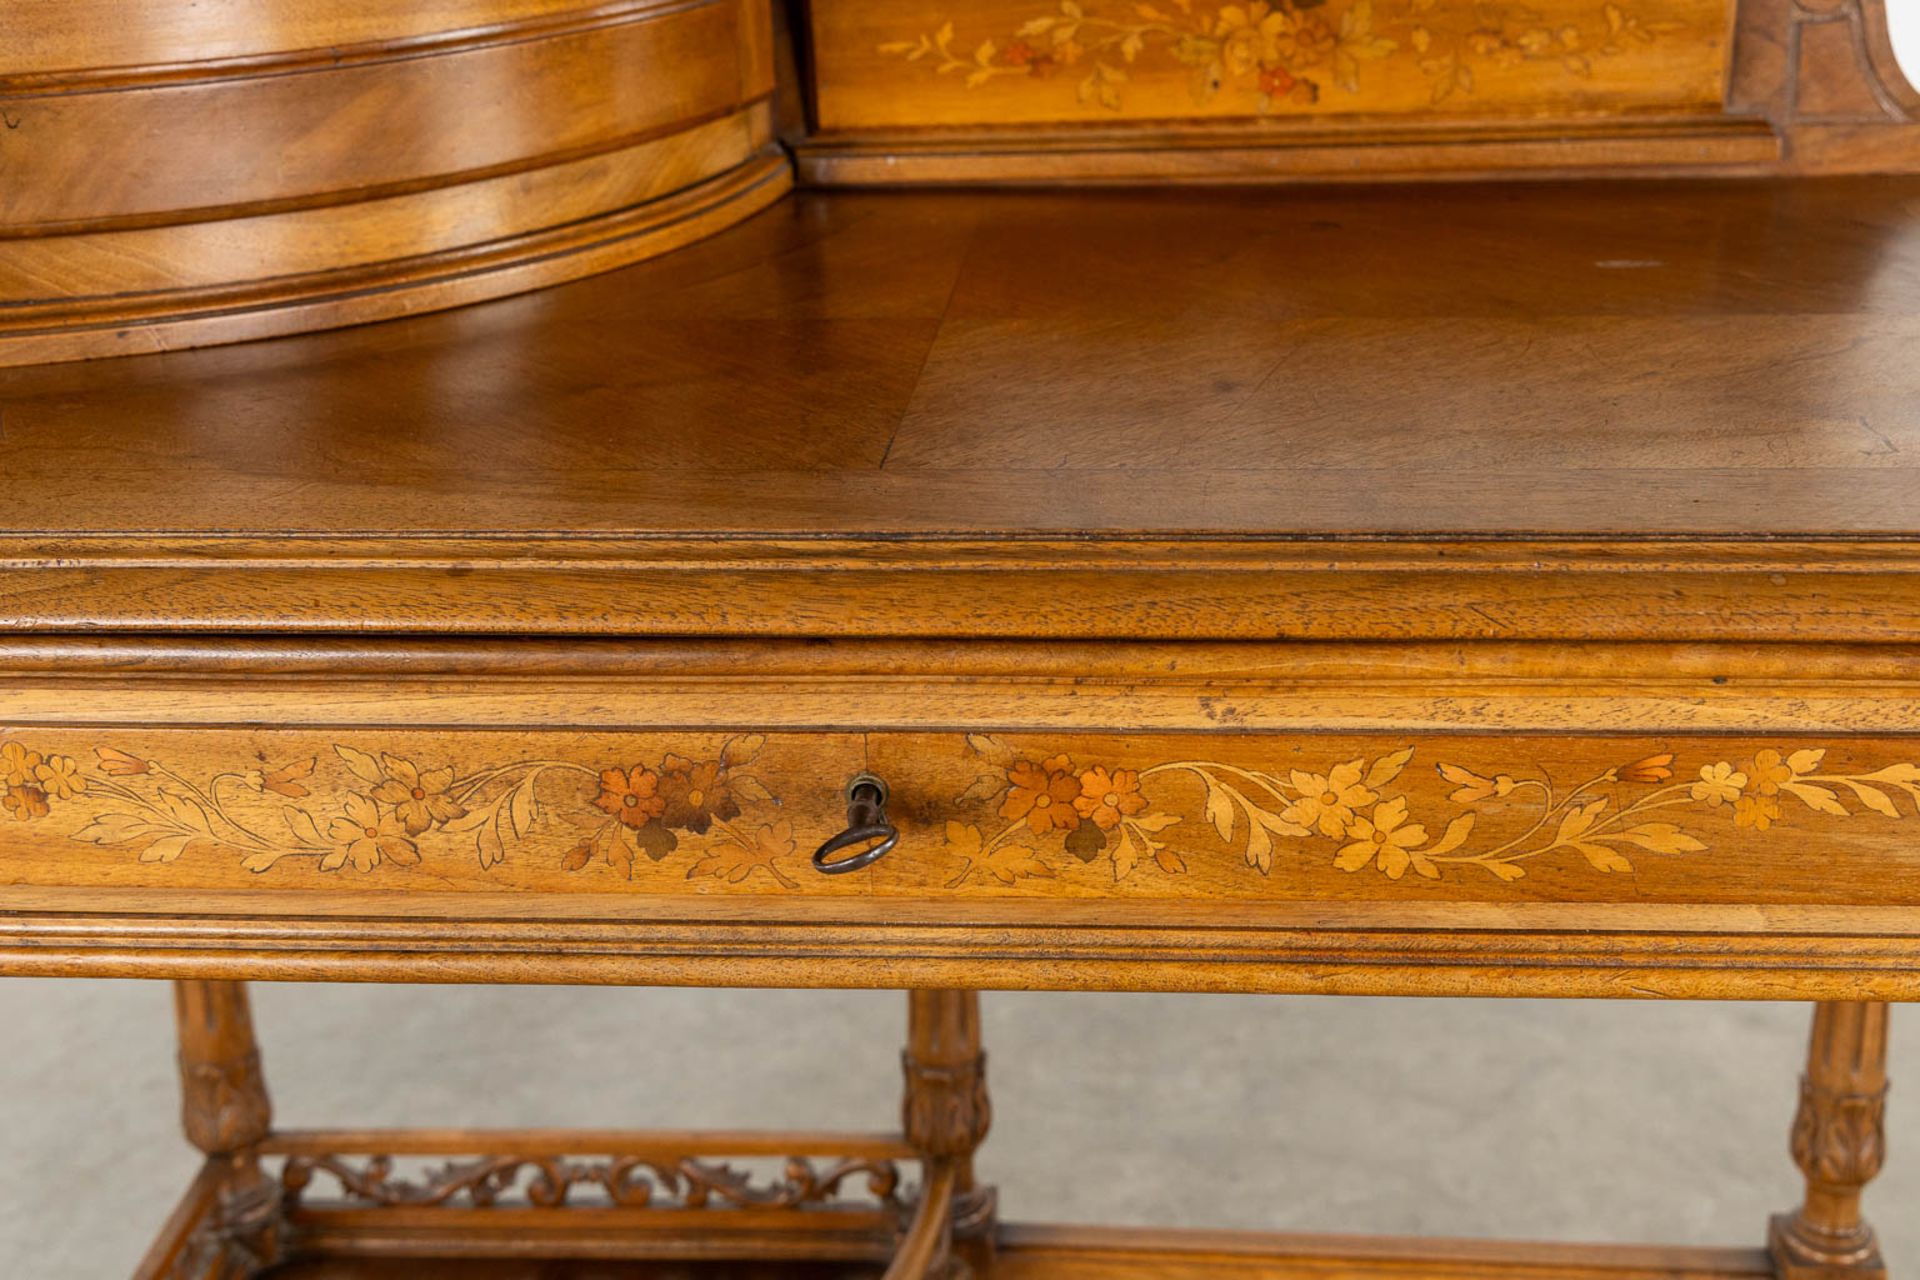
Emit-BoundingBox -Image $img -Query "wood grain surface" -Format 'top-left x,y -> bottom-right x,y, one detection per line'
5,182 -> 1920,635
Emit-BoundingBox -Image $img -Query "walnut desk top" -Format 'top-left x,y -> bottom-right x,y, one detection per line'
3,180 -> 1920,1003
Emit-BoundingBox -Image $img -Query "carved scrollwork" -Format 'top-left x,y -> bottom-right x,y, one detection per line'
281,1152 -> 903,1212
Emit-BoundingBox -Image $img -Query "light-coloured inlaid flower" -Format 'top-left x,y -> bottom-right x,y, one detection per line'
1,743 -> 43,790
324,794 -> 420,872
1284,761 -> 1378,837
33,755 -> 84,800
1690,762 -> 1746,807
371,756 -> 467,835
1334,797 -> 1429,878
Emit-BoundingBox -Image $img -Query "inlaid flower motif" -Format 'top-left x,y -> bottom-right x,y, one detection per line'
1,743 -> 42,789
371,756 -> 467,835
1283,762 -> 1377,837
1734,794 -> 1781,831
2,785 -> 49,821
1746,749 -> 1794,797
33,755 -> 84,800
1690,762 -> 1746,807
324,794 -> 419,871
1074,767 -> 1147,830
1216,2 -> 1289,74
1334,797 -> 1429,878
1437,763 -> 1517,805
246,758 -> 315,800
1002,755 -> 1083,835
1618,754 -> 1673,784
596,766 -> 666,829
882,1 -> 1684,113
1278,11 -> 1336,63
658,755 -> 740,834
94,746 -> 149,776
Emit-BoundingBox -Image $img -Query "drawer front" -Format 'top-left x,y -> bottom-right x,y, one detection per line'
5,725 -> 1920,907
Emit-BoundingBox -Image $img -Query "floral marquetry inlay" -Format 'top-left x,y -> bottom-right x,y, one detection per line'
876,0 -> 1700,115
5,732 -> 1920,896
0,734 -> 803,889
942,737 -> 1920,885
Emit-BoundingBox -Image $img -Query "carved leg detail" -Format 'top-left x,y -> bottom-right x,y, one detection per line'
174,981 -> 283,1279
1770,1001 -> 1889,1280
903,990 -> 996,1278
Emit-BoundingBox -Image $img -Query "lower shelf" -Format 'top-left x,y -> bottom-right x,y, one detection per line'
264,1263 -> 877,1279
252,1230 -> 1776,1279
141,1136 -> 1783,1280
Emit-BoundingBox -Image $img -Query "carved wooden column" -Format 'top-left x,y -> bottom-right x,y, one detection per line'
175,981 -> 283,1278
1769,1001 -> 1889,1280
903,990 -> 996,1276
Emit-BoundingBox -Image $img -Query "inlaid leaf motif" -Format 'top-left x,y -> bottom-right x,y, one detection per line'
687,821 -> 798,889
1366,746 -> 1415,789
1610,823 -> 1706,855
335,745 -> 386,786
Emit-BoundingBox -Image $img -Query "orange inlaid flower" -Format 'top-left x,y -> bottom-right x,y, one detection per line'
1619,754 -> 1674,784
1073,767 -> 1147,831
324,794 -> 419,872
33,755 -> 84,800
1284,761 -> 1377,838
1745,750 -> 1794,796
2,785 -> 49,821
371,756 -> 467,835
596,766 -> 665,829
1734,794 -> 1781,831
1001,755 -> 1083,835
658,755 -> 740,834
1259,65 -> 1297,99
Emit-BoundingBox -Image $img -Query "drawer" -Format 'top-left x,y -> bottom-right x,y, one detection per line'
6,724 -> 1920,908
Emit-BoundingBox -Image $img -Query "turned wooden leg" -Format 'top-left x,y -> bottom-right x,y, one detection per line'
1769,1001 -> 1889,1280
175,980 -> 283,1277
903,990 -> 996,1277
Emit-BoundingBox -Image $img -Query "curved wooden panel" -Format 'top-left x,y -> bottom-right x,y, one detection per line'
0,0 -> 786,365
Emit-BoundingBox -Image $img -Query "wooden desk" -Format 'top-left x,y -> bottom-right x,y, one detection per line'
3,181 -> 1917,1277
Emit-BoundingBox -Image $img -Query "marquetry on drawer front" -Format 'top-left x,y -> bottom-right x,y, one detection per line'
5,726 -> 1920,907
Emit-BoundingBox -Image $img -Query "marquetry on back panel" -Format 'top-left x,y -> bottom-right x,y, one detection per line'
790,0 -> 1920,181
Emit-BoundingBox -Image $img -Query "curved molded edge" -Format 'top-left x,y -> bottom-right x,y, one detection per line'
0,146 -> 792,368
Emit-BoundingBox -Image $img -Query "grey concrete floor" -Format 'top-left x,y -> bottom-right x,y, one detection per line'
1,983 -> 1913,1276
